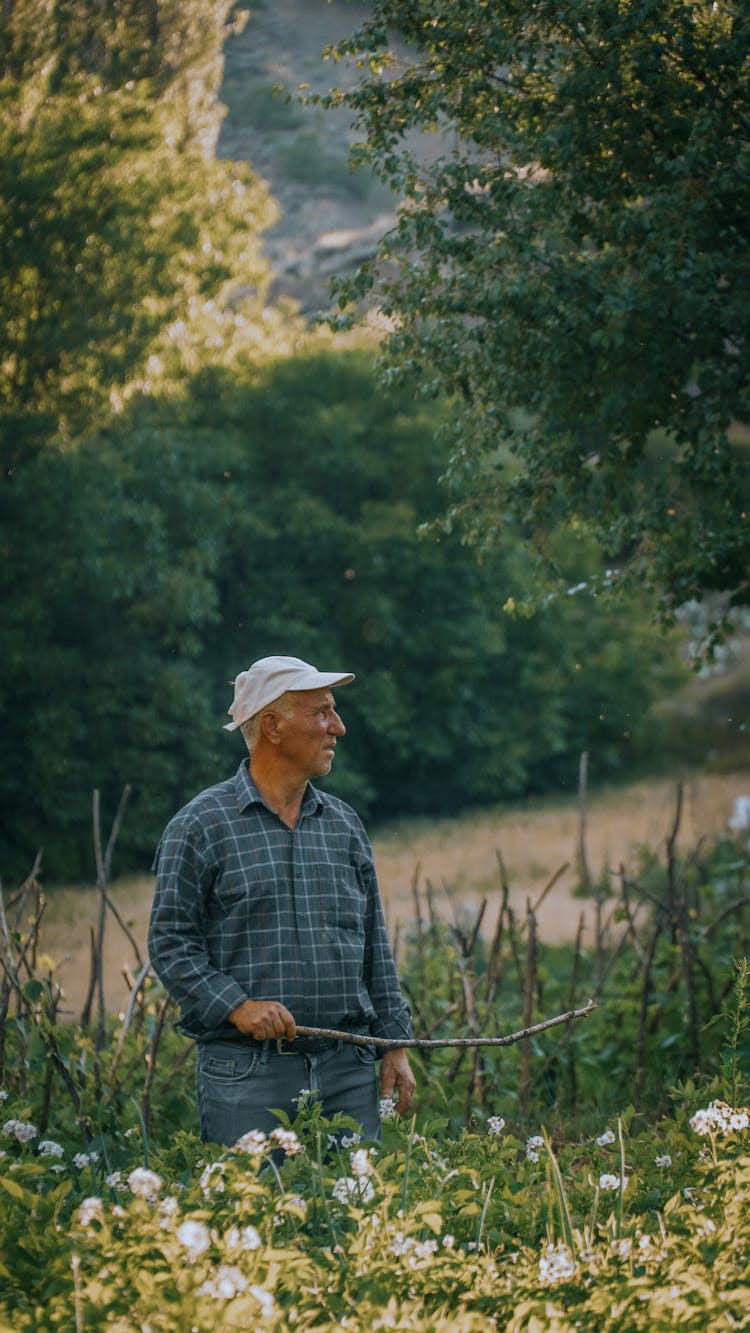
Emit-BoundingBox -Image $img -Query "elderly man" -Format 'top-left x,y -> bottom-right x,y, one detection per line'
148,655 -> 415,1147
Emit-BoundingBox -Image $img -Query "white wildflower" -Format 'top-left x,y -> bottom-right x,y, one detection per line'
350,1148 -> 374,1178
379,1096 -> 397,1119
599,1173 -> 626,1191
596,1129 -> 616,1146
655,1154 -> 672,1168
199,1161 -> 226,1196
249,1285 -> 275,1317
526,1136 -> 544,1163
198,1264 -> 248,1300
696,1216 -> 717,1236
538,1242 -> 576,1286
50,1163 -> 65,1173
3,1119 -> 38,1143
487,1115 -> 506,1136
38,1140 -> 64,1158
176,1219 -> 211,1259
73,1153 -> 92,1169
689,1099 -> 749,1137
270,1127 -> 303,1156
105,1171 -> 124,1189
331,1175 -> 375,1205
123,1127 -> 139,1139
0,1090 -> 8,1102
225,1224 -> 261,1251
612,1237 -> 632,1259
340,1132 -> 361,1148
77,1197 -> 104,1226
442,1233 -> 455,1249
157,1196 -> 180,1226
128,1167 -> 162,1201
233,1129 -> 268,1156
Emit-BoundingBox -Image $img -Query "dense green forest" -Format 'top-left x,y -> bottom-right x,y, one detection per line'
5,0 -> 746,884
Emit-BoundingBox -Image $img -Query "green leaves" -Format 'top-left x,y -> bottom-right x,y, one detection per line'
325,0 -> 750,628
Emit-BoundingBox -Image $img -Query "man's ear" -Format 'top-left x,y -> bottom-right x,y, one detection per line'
260,708 -> 283,745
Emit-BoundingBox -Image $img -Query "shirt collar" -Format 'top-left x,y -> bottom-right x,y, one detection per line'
233,760 -> 325,819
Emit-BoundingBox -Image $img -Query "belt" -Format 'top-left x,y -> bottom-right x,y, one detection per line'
273,1035 -> 341,1055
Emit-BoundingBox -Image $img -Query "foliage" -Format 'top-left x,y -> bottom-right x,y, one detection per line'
323,0 -> 750,639
0,347 -> 683,881
0,0 -> 278,454
0,1031 -> 749,1329
1,830 -> 748,1327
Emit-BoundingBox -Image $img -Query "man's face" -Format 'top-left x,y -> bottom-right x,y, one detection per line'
276,688 -> 346,780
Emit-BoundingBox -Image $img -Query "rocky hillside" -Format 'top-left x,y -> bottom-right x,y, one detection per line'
217,0 -> 400,313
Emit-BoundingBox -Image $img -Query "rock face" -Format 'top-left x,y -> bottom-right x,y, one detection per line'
218,0 -> 398,313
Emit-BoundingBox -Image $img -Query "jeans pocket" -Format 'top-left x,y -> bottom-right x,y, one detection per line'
199,1045 -> 260,1084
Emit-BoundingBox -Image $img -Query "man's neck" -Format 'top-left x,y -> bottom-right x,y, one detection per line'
248,757 -> 307,830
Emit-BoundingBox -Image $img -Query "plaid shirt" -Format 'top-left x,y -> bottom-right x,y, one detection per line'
148,761 -> 411,1044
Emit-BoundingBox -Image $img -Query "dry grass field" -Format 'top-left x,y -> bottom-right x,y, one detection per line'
37,769 -> 750,1018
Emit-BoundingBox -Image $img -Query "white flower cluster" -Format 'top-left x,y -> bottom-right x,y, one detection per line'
73,1151 -> 100,1169
654,1153 -> 672,1169
77,1196 -> 105,1226
331,1174 -> 375,1205
2,1118 -> 38,1143
596,1129 -> 615,1146
225,1223 -> 262,1252
526,1135 -> 544,1163
197,1265 -> 248,1300
128,1167 -> 162,1201
38,1139 -> 64,1158
200,1161 -> 227,1197
538,1242 -> 576,1286
177,1219 -> 212,1258
689,1100 -> 750,1137
233,1129 -> 268,1156
487,1116 -> 506,1136
379,1096 -> 397,1120
599,1173 -> 627,1192
350,1147 -> 374,1178
389,1232 -> 440,1266
270,1127 -> 302,1156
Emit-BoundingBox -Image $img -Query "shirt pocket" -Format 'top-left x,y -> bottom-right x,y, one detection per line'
318,862 -> 366,932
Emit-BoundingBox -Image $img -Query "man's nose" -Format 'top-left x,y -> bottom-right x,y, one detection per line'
330,711 -> 346,736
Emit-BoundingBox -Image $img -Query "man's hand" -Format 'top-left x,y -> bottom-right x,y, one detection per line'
228,999 -> 296,1040
379,1047 -> 416,1116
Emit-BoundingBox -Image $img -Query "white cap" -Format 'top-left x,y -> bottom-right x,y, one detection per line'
224,655 -> 355,731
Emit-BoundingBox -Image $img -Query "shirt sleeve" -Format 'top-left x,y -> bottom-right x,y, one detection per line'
148,813 -> 248,1034
357,829 -> 413,1044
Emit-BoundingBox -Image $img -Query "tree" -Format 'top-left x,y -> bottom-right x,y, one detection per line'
0,0 -> 279,460
0,346 -> 681,881
324,0 -> 750,642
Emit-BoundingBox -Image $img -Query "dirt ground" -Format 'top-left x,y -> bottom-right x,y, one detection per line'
37,769 -> 750,1018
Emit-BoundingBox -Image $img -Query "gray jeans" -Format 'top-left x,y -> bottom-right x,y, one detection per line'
196,1038 -> 380,1147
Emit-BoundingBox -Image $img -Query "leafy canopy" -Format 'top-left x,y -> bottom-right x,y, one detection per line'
0,0 -> 279,457
324,0 -> 750,637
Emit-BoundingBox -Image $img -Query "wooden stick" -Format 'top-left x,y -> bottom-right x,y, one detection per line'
293,999 -> 596,1049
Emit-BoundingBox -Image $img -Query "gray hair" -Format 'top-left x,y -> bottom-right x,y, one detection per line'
240,691 -> 295,755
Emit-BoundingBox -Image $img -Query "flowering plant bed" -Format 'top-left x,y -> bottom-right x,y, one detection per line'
1,1083 -> 749,1330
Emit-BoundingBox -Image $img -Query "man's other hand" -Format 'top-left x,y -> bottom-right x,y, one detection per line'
379,1047 -> 416,1116
228,998 -> 296,1040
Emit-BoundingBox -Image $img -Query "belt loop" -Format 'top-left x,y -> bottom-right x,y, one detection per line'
260,1039 -> 271,1064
